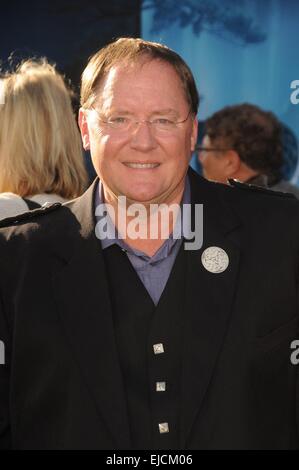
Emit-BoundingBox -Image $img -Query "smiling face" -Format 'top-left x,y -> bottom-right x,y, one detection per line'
79,59 -> 198,205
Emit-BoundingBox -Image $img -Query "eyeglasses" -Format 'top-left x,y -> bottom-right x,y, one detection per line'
195,145 -> 230,152
91,108 -> 192,133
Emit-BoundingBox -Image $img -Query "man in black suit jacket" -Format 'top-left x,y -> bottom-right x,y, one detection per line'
0,38 -> 299,450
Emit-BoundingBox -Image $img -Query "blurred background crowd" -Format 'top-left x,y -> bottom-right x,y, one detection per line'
0,0 -> 298,219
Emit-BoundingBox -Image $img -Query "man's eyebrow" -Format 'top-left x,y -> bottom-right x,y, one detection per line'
150,109 -> 178,115
108,110 -> 134,115
102,108 -> 180,116
97,108 -> 134,116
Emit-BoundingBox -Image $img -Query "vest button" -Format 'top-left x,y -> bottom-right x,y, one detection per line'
153,343 -> 164,354
158,422 -> 169,434
156,381 -> 166,392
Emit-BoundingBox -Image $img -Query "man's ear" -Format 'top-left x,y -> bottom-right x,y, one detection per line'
224,150 -> 241,177
78,108 -> 90,150
190,117 -> 198,152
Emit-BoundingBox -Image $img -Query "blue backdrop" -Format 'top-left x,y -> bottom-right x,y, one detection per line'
142,0 -> 299,184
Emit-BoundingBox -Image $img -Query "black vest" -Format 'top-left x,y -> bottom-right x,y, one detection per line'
102,243 -> 187,450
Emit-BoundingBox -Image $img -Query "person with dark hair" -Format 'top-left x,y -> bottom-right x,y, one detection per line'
198,103 -> 282,184
198,103 -> 299,197
0,38 -> 299,450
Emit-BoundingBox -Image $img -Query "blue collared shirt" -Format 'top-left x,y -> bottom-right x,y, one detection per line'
95,178 -> 191,305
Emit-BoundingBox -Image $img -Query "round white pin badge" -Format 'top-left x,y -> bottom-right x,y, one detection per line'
201,246 -> 229,274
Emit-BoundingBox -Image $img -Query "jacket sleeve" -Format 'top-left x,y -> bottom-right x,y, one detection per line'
0,286 -> 11,449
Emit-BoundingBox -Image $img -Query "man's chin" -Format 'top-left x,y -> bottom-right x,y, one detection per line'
119,185 -> 162,205
123,192 -> 160,205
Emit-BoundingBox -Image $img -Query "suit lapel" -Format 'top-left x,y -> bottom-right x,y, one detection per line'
180,170 -> 242,447
52,180 -> 131,449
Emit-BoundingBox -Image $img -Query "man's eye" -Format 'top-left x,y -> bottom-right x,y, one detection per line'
109,117 -> 128,124
154,118 -> 174,125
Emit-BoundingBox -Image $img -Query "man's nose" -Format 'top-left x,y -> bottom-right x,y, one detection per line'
130,121 -> 157,152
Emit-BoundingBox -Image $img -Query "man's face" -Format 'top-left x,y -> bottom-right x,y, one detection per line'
80,59 -> 198,204
199,135 -> 229,183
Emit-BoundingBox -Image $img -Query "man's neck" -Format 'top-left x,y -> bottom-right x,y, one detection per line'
102,183 -> 186,257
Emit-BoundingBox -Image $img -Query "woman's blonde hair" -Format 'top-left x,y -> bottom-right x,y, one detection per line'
0,58 -> 87,198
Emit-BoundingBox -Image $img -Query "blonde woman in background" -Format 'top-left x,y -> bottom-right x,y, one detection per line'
0,59 -> 88,219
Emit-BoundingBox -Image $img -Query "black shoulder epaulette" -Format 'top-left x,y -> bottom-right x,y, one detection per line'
228,179 -> 296,199
0,202 -> 62,228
